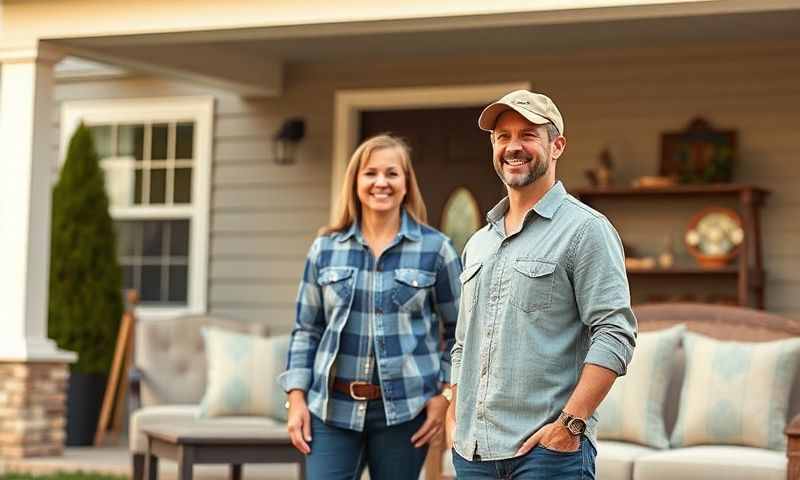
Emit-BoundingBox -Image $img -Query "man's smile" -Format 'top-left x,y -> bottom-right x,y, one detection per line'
503,157 -> 531,167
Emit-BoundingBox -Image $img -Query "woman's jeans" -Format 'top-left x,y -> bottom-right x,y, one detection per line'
452,436 -> 597,480
305,400 -> 428,480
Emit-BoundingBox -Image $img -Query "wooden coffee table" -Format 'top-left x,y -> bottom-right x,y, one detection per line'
143,423 -> 304,480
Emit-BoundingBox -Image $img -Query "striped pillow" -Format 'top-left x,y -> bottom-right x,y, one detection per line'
670,332 -> 800,450
198,327 -> 289,421
597,324 -> 685,449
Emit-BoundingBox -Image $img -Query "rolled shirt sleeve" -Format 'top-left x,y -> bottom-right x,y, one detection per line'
278,238 -> 326,392
572,217 -> 637,376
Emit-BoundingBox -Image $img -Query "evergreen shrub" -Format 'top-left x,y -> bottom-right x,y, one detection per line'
49,124 -> 123,374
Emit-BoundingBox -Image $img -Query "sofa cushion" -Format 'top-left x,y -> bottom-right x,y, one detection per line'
633,446 -> 785,480
670,332 -> 800,450
136,315 -> 270,407
597,325 -> 685,449
198,328 -> 290,420
129,404 -> 285,453
596,441 -> 656,480
661,342 -> 685,439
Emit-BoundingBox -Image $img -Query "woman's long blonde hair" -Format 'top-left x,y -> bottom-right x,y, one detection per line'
320,134 -> 428,235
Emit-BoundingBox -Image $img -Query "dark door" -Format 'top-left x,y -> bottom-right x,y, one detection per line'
360,107 -> 504,230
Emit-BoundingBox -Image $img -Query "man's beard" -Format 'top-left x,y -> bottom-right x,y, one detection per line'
494,150 -> 550,189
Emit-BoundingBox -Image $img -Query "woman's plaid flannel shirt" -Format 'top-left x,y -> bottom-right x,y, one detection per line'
279,211 -> 462,430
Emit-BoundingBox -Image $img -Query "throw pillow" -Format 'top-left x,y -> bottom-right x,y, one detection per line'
596,324 -> 685,449
198,327 -> 290,421
670,332 -> 800,450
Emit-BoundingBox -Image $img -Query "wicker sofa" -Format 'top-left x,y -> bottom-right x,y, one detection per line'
439,303 -> 800,480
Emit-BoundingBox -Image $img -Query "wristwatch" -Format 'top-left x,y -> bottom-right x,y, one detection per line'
440,386 -> 453,403
557,411 -> 587,436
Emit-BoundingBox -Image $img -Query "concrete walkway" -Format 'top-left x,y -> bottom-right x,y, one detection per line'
0,446 -> 301,480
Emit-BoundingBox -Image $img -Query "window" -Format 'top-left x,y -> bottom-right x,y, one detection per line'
87,121 -> 194,305
61,97 -> 213,318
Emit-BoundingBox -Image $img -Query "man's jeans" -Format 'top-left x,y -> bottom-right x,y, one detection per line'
305,400 -> 428,480
453,436 -> 597,480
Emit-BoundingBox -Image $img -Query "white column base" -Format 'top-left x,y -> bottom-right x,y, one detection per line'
0,337 -> 76,363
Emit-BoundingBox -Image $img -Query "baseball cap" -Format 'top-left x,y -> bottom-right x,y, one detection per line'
478,90 -> 564,135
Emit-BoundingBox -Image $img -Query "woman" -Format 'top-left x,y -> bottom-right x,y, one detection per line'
278,134 -> 461,479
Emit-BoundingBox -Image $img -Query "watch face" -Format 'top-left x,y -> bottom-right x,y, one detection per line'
567,418 -> 586,435
441,387 -> 453,402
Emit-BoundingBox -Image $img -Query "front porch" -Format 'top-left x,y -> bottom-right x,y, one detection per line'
28,0 -> 800,328
3,1 -> 800,476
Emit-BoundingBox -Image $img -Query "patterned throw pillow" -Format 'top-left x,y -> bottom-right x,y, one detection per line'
198,327 -> 290,421
670,332 -> 800,450
596,324 -> 685,449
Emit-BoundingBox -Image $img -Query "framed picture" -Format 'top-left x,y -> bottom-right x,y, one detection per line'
660,117 -> 737,184
440,187 -> 481,255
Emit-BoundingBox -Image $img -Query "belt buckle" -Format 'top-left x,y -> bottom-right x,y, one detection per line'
349,381 -> 369,401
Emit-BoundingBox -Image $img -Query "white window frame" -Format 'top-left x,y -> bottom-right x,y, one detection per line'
60,96 -> 214,320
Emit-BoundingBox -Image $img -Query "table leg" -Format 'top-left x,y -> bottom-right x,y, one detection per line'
145,437 -> 159,480
145,453 -> 159,480
132,453 -> 145,480
230,464 -> 242,480
178,446 -> 195,480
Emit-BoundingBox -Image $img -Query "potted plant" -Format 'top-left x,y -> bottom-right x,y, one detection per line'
49,123 -> 123,446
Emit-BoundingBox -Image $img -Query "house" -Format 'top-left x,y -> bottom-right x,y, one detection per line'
2,0 -> 800,460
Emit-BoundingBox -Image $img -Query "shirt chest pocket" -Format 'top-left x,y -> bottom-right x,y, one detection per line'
510,259 -> 557,313
318,267 -> 356,309
392,269 -> 436,312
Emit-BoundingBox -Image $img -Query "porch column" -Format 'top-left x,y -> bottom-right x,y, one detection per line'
0,44 -> 76,459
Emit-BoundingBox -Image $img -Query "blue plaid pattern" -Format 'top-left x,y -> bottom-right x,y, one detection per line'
279,210 -> 462,431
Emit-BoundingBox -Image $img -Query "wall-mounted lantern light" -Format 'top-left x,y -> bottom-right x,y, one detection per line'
273,118 -> 305,165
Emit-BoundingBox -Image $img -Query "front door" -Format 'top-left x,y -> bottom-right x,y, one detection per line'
360,107 -> 503,238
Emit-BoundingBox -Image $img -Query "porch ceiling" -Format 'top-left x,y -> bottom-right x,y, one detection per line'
51,7 -> 800,96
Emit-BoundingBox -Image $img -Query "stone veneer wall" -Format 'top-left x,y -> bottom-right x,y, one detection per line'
0,362 -> 70,458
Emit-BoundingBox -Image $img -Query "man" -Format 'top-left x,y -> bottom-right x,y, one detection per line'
446,90 -> 637,479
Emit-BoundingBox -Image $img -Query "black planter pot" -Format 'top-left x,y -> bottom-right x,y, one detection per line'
65,371 -> 107,446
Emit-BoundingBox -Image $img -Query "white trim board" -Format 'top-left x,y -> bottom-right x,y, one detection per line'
60,96 -> 215,320
55,56 -> 131,83
330,82 -> 531,220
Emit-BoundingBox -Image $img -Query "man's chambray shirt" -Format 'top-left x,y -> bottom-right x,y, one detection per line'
279,210 -> 462,431
451,181 -> 637,461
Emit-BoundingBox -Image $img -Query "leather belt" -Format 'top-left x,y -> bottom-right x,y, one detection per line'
332,379 -> 382,401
